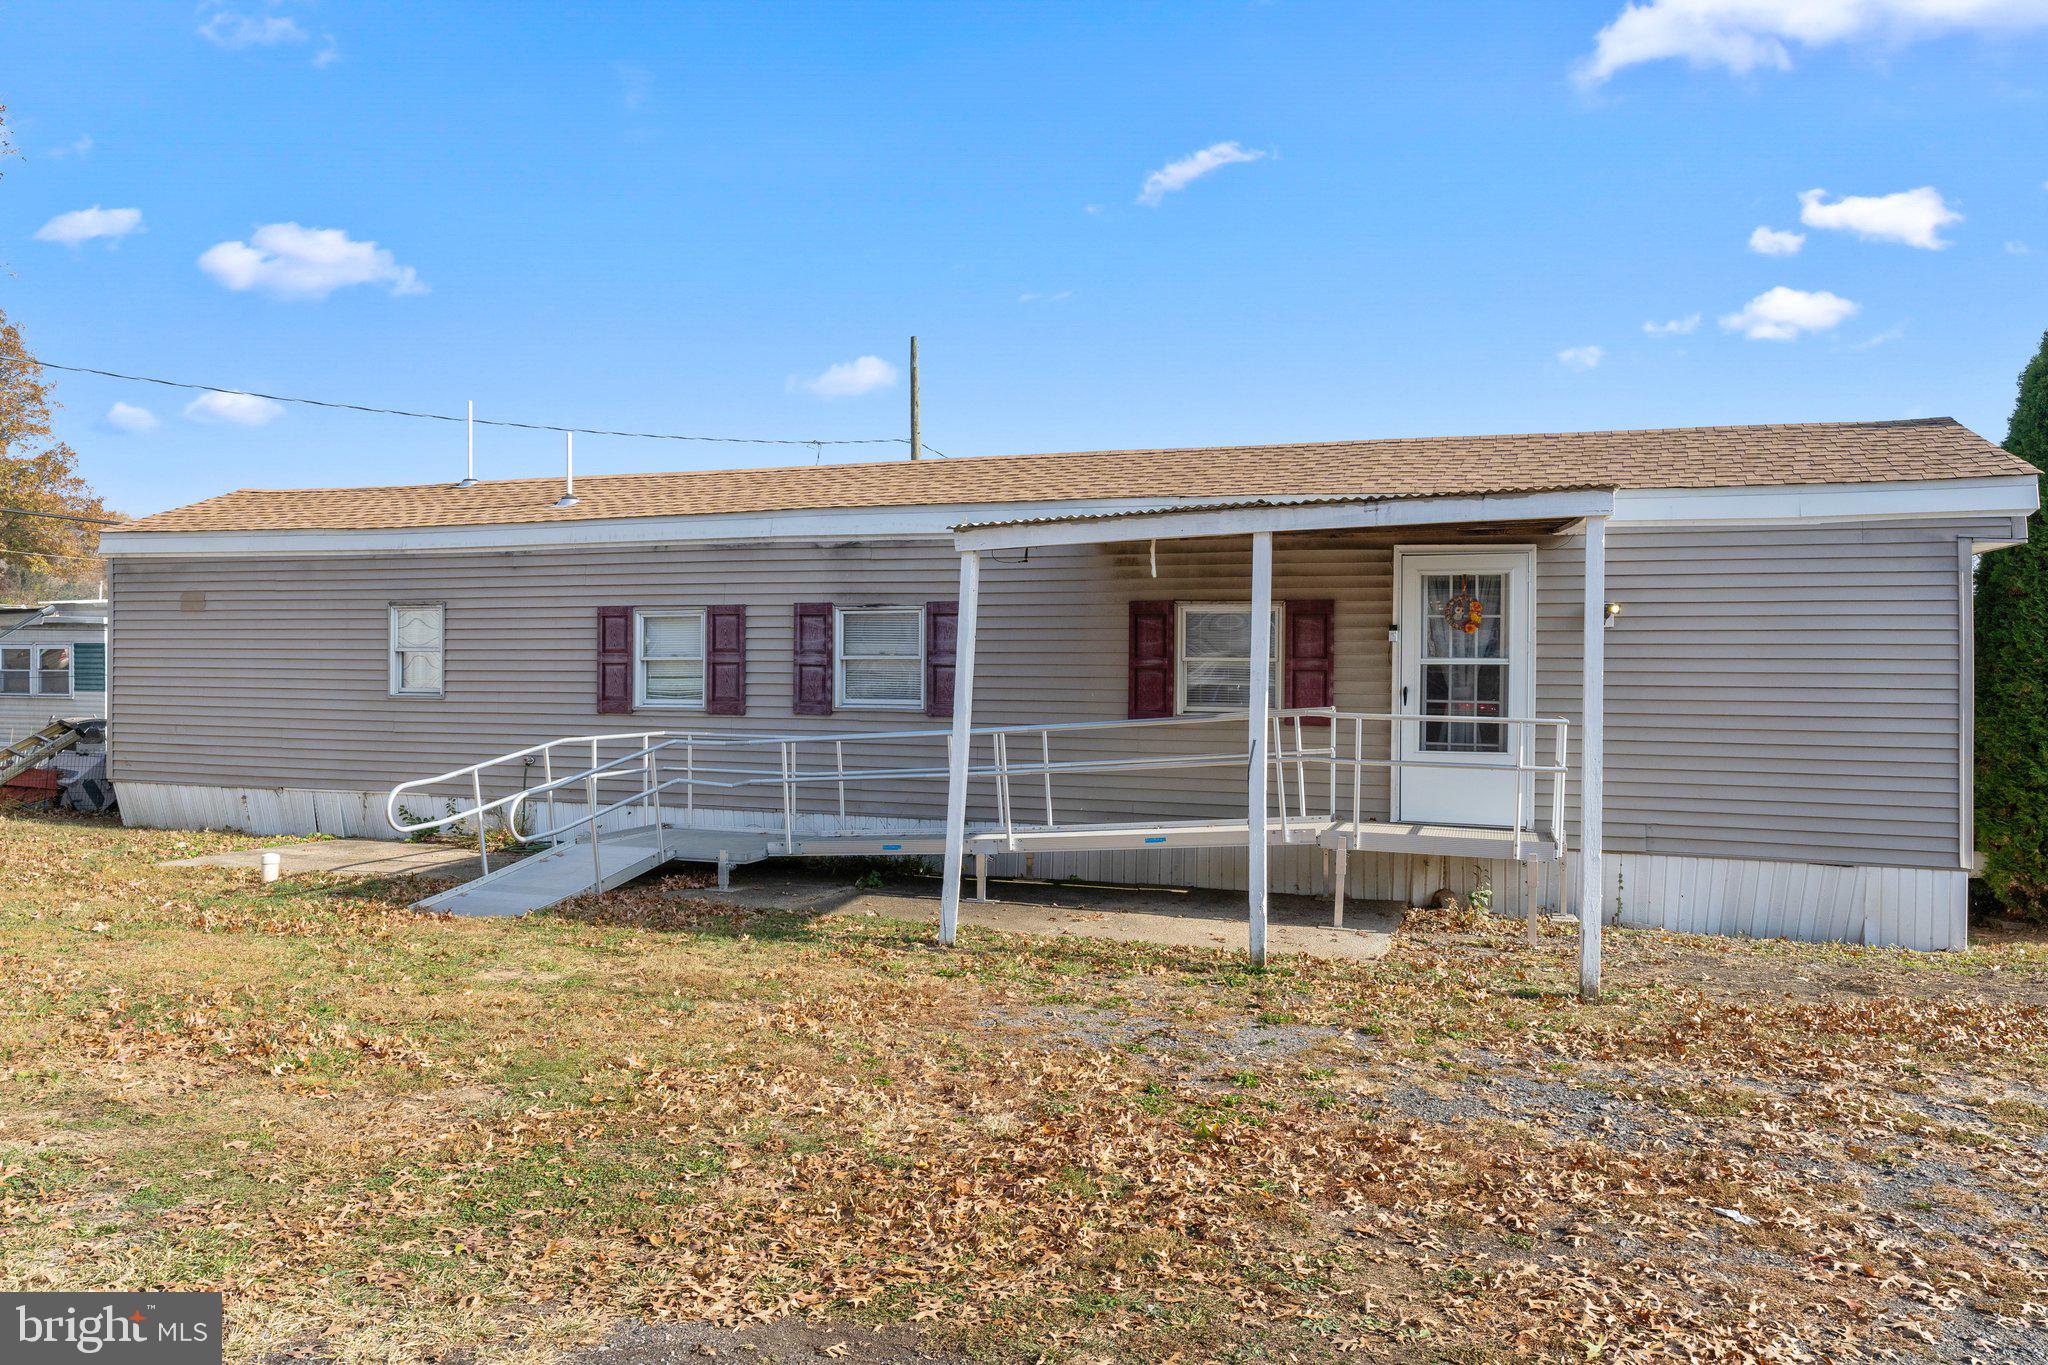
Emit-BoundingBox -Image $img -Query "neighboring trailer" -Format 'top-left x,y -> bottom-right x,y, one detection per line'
0,600 -> 109,745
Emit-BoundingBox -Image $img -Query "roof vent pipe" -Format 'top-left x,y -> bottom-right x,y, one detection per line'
555,431 -> 579,508
455,400 -> 478,488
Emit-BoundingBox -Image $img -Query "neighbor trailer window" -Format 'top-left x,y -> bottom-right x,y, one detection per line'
635,609 -> 707,708
836,607 -> 923,709
1175,603 -> 1281,713
1,646 -> 71,697
389,603 -> 445,697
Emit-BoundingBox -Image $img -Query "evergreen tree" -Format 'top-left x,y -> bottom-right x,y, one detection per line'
1976,332 -> 2048,918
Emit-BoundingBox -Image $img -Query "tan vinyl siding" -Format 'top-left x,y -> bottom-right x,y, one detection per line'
1538,520 -> 2002,870
108,516 -> 1997,870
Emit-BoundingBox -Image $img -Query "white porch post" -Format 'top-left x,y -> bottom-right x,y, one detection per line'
1247,530 -> 1273,966
1577,515 -> 1607,1001
939,549 -> 982,947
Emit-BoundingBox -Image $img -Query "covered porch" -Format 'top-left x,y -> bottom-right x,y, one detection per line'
936,488 -> 1617,998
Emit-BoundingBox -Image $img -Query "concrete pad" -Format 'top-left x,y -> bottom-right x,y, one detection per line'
160,837 -> 487,881
702,867 -> 1402,962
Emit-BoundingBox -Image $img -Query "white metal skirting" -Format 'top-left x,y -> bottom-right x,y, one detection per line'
117,783 -> 1969,951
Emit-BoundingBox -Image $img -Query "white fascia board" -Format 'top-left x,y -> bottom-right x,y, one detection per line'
98,476 -> 2040,559
1613,475 -> 2039,526
97,495 -> 1242,560
951,490 -> 1618,552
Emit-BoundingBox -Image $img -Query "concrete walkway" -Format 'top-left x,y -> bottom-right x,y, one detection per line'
160,836 -> 487,880
706,867 -> 1403,961
161,840 -> 1402,961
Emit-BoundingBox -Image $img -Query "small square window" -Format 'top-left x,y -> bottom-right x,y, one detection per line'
36,646 -> 71,697
636,609 -> 707,709
390,603 -> 445,697
0,647 -> 28,696
837,607 -> 923,709
1176,604 -> 1281,714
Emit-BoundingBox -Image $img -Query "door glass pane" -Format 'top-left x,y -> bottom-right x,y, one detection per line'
1418,570 -> 1510,754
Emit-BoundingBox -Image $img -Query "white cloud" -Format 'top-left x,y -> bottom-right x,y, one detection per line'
198,10 -> 309,48
790,355 -> 898,399
1797,185 -> 1961,248
198,222 -> 426,301
1720,285 -> 1859,340
1576,0 -> 2048,85
1642,313 -> 1702,335
184,391 -> 285,426
2007,239 -> 2031,254
1748,224 -> 1806,255
313,34 -> 340,67
1019,290 -> 1073,304
1137,141 -> 1268,206
33,205 -> 143,247
1557,345 -> 1607,370
103,402 -> 159,434
47,134 -> 93,159
1853,322 -> 1909,348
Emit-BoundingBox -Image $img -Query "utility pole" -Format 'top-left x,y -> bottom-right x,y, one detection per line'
908,335 -> 921,461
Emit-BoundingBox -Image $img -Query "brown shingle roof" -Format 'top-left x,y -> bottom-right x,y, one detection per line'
118,418 -> 2033,535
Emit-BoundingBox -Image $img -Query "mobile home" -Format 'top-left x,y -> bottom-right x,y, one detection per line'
98,419 -> 2038,969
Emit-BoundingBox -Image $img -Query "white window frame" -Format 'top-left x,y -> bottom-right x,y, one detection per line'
834,605 -> 925,711
1174,602 -> 1284,716
388,602 -> 446,698
0,642 -> 74,698
633,607 -> 709,711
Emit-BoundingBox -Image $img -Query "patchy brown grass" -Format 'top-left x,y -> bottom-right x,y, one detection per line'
1,808 -> 2045,1362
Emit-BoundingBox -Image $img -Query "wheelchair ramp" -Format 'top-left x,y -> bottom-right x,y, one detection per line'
417,827 -> 770,918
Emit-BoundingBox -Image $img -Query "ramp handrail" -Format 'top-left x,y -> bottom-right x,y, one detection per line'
387,709 -> 1569,888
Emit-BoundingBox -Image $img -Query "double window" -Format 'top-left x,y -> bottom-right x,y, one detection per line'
1175,603 -> 1282,714
836,606 -> 924,710
388,604 -> 445,697
635,609 -> 707,709
1,645 -> 71,697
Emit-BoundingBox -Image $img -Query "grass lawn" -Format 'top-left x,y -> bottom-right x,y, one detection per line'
2,807 -> 2046,1363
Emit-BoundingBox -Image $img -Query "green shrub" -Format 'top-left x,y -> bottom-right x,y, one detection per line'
1975,331 -> 2048,919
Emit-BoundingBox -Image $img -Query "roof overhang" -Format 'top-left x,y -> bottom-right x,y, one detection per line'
952,489 -> 1619,552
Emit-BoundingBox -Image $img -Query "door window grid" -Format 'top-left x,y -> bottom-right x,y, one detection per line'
1419,573 -> 1508,754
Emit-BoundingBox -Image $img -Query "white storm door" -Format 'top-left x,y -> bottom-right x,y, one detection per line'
1395,549 -> 1535,827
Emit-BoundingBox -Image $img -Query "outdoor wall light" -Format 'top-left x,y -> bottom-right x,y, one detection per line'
1604,603 -> 1622,627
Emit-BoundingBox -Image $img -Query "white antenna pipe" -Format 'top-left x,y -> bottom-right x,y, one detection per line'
456,399 -> 478,488
555,431 -> 579,507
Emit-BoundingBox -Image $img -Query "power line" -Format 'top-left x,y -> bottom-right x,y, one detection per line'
0,504 -> 121,526
20,359 -> 949,455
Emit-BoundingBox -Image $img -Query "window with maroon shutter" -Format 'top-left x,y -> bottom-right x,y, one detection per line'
792,602 -> 834,715
705,605 -> 747,715
1128,600 -> 1175,719
1285,599 -> 1335,725
596,606 -> 633,714
924,600 -> 958,717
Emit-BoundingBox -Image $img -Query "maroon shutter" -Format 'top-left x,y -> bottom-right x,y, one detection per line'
1285,599 -> 1335,725
924,600 -> 958,717
596,606 -> 633,714
792,602 -> 834,715
1128,600 -> 1175,719
705,605 -> 747,715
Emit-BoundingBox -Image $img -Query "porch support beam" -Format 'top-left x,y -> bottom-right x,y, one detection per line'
1248,530 -> 1273,966
1577,515 -> 1607,1001
938,549 -> 982,947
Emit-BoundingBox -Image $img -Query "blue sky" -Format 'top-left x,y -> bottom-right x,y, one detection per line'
4,1 -> 2046,516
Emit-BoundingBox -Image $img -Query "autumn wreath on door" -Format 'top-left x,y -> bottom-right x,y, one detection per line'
1440,578 -> 1486,635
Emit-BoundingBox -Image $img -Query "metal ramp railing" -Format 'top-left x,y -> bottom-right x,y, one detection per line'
386,710 -> 1569,915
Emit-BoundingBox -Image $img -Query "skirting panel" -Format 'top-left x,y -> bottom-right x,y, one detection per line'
115,783 -> 1967,950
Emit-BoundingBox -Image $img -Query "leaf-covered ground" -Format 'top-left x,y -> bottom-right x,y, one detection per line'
1,807 -> 2045,1363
